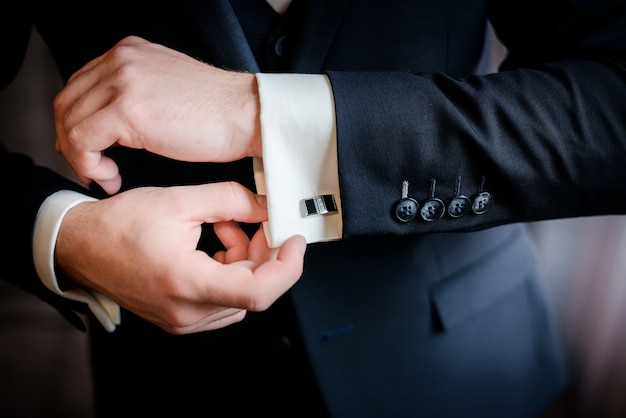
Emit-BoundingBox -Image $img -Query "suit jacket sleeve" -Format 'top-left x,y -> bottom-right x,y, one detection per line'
1,14 -> 93,329
1,144 -> 96,329
327,0 -> 626,239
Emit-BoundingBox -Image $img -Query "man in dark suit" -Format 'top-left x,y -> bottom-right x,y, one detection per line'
3,0 -> 626,417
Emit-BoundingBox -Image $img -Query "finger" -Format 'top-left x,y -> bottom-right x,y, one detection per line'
250,233 -> 307,292
213,250 -> 226,263
213,221 -> 251,264
246,226 -> 277,264
185,308 -> 247,334
157,306 -> 246,335
193,234 -> 307,311
64,36 -> 148,85
55,58 -> 112,152
62,36 -> 149,92
96,175 -> 124,195
56,110 -> 124,192
55,56 -> 106,118
57,99 -> 130,190
65,158 -> 121,195
60,67 -> 104,107
183,183 -> 268,225
71,154 -> 121,194
63,143 -> 122,194
55,43 -> 144,191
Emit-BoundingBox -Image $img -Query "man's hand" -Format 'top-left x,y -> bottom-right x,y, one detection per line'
55,182 -> 306,334
54,35 -> 262,195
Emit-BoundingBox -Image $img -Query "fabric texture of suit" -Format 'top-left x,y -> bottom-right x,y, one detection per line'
3,0 -> 626,416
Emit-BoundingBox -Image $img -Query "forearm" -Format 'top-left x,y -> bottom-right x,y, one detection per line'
0,147 -> 78,293
33,190 -> 120,332
328,54 -> 626,238
0,146 -> 119,330
253,0 -> 626,241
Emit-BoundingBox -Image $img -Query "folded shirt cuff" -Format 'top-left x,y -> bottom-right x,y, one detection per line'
254,73 -> 342,247
32,190 -> 121,332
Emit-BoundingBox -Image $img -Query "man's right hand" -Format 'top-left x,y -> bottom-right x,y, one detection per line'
55,182 -> 306,334
53,36 -> 262,195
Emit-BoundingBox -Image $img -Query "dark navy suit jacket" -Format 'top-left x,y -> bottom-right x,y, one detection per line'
2,0 -> 626,416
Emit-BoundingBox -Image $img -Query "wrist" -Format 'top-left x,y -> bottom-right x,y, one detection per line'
238,72 -> 263,158
55,200 -> 95,288
249,75 -> 263,158
33,190 -> 97,292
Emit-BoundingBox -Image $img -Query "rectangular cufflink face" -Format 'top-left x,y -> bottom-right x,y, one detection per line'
302,194 -> 337,217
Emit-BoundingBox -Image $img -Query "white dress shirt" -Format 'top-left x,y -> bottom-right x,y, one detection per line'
32,73 -> 341,331
255,74 -> 342,246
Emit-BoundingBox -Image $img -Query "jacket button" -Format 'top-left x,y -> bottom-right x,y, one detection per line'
472,192 -> 493,214
448,196 -> 471,218
395,198 -> 419,222
420,198 -> 445,221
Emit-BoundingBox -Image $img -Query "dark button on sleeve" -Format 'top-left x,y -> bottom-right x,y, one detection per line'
472,192 -> 492,214
421,198 -> 445,221
448,196 -> 470,218
421,179 -> 444,221
394,180 -> 419,222
448,176 -> 470,218
395,198 -> 419,222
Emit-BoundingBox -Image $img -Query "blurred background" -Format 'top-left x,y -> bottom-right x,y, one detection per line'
0,28 -> 93,418
1,25 -> 626,418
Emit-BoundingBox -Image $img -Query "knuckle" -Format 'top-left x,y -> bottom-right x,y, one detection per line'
109,49 -> 143,84
52,91 -> 66,114
167,312 -> 193,330
109,42 -> 135,65
222,180 -> 240,196
242,293 -> 272,312
222,181 -> 248,205
66,125 -> 82,147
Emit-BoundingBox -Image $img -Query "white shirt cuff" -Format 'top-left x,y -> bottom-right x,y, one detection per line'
32,190 -> 121,332
254,73 -> 342,247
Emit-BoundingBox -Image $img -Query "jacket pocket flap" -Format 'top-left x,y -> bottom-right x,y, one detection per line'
429,230 -> 535,331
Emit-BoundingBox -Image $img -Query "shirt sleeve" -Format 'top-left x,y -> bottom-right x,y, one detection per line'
32,190 -> 121,332
254,73 -> 343,248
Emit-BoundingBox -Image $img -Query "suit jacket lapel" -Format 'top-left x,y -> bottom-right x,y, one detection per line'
286,0 -> 351,72
179,0 -> 260,72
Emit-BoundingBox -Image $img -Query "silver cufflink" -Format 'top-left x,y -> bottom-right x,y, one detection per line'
302,194 -> 338,217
